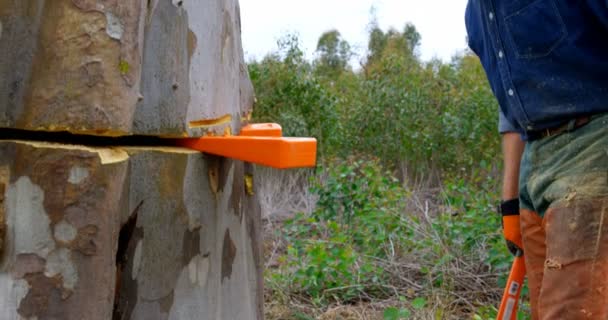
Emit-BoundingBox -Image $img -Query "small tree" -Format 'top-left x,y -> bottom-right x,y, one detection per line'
248,35 -> 340,158
314,30 -> 352,79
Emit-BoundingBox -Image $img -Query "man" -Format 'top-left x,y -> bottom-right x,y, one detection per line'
465,1 -> 608,319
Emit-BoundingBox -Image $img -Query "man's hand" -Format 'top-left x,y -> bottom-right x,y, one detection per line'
500,198 -> 523,256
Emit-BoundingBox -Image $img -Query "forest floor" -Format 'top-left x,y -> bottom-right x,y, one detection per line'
257,168 -> 516,320
261,216 -> 503,320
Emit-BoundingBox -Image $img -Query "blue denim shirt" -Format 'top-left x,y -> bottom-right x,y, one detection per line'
465,0 -> 608,139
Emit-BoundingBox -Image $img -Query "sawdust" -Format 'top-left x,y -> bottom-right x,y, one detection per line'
564,191 -> 577,203
188,114 -> 232,129
4,140 -> 129,164
245,174 -> 254,196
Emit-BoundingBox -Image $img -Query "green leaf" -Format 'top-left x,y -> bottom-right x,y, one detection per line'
411,297 -> 427,310
384,307 -> 411,320
399,308 -> 412,318
294,312 -> 315,320
383,308 -> 400,320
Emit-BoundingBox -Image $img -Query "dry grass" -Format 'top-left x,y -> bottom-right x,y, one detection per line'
255,166 -> 318,271
255,166 -> 318,219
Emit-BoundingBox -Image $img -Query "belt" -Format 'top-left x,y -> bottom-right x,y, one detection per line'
537,116 -> 592,139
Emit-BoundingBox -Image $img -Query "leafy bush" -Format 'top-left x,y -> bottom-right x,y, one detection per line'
254,24 -> 516,320
268,159 -> 513,318
276,159 -> 405,302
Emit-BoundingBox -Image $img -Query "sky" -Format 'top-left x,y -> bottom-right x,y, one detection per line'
239,0 -> 470,64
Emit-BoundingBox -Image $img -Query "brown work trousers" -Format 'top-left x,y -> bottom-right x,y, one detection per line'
519,115 -> 608,319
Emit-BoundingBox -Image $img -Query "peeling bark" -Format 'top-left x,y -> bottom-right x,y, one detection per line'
0,141 -> 263,319
0,141 -> 127,320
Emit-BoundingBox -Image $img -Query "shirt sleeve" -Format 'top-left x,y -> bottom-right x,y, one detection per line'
499,110 -> 518,134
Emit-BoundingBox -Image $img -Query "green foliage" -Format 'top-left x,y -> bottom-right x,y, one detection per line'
384,307 -> 411,320
349,40 -> 499,178
271,159 -> 512,312
440,175 -> 509,270
249,26 -> 499,181
278,159 -> 405,301
366,21 -> 420,67
474,305 -> 531,320
411,297 -> 426,309
248,35 -> 340,157
314,30 -> 352,78
255,23 -> 513,319
403,23 -> 422,54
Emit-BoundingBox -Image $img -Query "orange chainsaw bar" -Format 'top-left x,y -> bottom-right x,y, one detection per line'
174,123 -> 318,169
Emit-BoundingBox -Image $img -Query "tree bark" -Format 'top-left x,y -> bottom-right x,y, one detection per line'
0,0 -> 262,319
0,141 -> 263,319
0,0 -> 254,137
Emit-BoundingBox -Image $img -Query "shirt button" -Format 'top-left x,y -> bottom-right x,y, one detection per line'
489,12 -> 494,20
498,51 -> 504,58
508,89 -> 514,96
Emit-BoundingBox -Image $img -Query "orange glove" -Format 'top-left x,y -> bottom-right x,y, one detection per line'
499,199 -> 523,256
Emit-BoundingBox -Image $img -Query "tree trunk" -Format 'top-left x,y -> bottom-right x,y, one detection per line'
0,0 -> 262,319
0,0 -> 254,137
